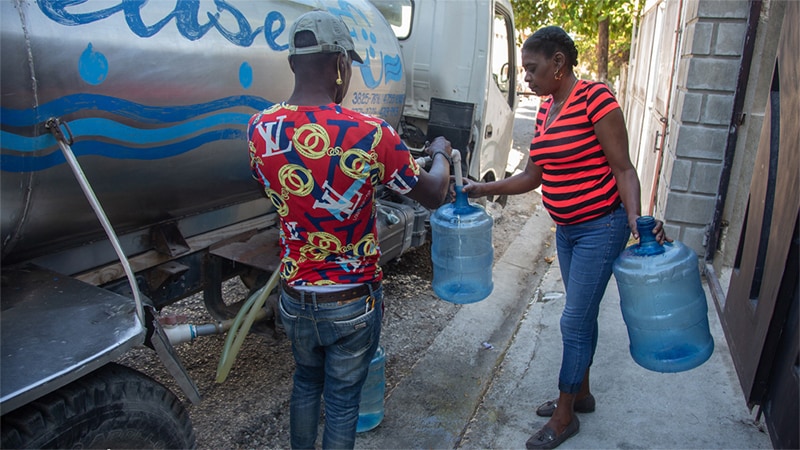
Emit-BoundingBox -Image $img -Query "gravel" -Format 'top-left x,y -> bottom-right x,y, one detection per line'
117,188 -> 542,449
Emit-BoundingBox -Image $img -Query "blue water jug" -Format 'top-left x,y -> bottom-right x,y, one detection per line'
357,345 -> 385,432
430,185 -> 494,304
612,216 -> 714,373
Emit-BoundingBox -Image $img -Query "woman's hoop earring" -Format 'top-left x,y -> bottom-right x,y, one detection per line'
554,71 -> 563,81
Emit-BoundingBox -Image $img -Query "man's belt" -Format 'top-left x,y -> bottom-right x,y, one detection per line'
280,279 -> 380,303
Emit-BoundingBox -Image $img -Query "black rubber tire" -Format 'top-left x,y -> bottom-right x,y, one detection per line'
1,363 -> 196,449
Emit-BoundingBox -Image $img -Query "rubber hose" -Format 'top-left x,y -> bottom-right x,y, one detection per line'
216,270 -> 280,383
214,287 -> 261,382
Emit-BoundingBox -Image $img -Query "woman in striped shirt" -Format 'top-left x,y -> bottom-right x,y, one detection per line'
463,26 -> 668,449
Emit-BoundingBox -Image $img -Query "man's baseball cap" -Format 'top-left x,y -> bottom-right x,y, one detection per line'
288,10 -> 364,63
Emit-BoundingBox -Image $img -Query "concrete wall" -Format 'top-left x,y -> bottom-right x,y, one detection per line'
658,0 -> 751,255
714,0 -> 785,269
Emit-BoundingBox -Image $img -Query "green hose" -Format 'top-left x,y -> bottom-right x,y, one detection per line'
216,270 -> 280,383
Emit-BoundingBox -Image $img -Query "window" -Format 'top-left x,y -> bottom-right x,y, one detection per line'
491,8 -> 516,107
368,0 -> 413,39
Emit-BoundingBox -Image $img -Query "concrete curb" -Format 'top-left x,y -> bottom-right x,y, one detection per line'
356,199 -> 557,449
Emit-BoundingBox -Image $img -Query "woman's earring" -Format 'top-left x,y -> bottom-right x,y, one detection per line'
554,71 -> 563,81
336,66 -> 343,85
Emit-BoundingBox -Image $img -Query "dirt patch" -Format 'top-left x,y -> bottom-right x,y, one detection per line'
117,189 -> 543,449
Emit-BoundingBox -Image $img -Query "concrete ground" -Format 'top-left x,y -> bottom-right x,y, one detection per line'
356,200 -> 772,449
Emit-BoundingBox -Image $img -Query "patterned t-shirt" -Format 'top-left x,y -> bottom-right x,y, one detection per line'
530,80 -> 622,225
248,103 -> 420,286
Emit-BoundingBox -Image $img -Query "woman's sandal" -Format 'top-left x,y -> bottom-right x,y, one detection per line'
535,393 -> 595,417
525,416 -> 580,449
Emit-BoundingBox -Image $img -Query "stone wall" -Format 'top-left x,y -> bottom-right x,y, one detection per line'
658,0 -> 750,255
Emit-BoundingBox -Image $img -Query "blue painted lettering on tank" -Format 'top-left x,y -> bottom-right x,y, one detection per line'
78,44 -> 108,85
36,1 -> 399,84
240,62 -> 253,89
38,0 -> 263,45
327,1 -> 402,87
368,30 -> 377,60
263,10 -> 288,51
359,61 -> 382,88
37,0 -> 124,24
329,1 -> 370,25
208,0 -> 264,46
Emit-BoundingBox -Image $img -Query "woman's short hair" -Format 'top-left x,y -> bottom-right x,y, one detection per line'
523,26 -> 579,67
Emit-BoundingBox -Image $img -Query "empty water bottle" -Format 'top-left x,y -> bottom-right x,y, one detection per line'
357,345 -> 385,432
613,216 -> 714,373
430,150 -> 493,304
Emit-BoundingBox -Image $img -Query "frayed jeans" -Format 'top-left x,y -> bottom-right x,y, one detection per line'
555,205 -> 630,393
278,285 -> 383,450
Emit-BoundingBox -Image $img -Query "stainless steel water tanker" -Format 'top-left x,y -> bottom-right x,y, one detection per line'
1,0 -> 405,270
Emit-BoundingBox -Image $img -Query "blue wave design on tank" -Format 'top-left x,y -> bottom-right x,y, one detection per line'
1,94 -> 273,173
2,114 -> 254,151
2,129 -> 248,172
383,54 -> 403,83
2,93 -> 272,126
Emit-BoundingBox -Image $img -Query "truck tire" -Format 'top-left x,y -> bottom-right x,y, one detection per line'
1,363 -> 196,449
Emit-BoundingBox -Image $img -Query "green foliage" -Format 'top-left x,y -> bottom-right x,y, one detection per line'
510,0 -> 644,81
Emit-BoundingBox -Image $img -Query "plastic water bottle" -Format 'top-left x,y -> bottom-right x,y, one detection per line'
612,216 -> 714,373
430,151 -> 493,303
356,345 -> 385,432
430,186 -> 494,303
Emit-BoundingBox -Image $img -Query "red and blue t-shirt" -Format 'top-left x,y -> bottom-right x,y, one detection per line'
530,80 -> 622,225
247,103 -> 420,286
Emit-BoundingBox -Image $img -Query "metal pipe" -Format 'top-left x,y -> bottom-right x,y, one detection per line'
161,310 -> 268,345
46,118 -> 145,325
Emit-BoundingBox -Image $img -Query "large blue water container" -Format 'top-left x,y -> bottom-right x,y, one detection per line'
430,186 -> 494,303
357,345 -> 385,432
612,216 -> 714,373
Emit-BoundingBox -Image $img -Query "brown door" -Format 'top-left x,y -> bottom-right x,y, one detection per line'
721,0 -> 799,416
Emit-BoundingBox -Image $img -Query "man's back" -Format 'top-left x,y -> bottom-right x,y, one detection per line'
248,102 -> 420,286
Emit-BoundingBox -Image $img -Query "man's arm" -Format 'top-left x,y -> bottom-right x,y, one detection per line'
405,136 -> 452,209
462,156 -> 542,198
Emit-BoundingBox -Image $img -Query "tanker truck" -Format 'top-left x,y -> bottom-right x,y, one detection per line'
0,0 -> 518,447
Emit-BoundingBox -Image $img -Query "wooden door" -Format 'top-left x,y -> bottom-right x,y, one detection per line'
722,0 -> 799,408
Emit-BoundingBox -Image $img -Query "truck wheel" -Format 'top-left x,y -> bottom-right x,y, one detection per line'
1,363 -> 196,449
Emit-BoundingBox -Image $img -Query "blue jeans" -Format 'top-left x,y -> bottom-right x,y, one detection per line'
555,205 -> 630,393
278,285 -> 383,450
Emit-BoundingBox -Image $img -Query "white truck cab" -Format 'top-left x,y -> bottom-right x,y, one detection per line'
368,0 -> 518,188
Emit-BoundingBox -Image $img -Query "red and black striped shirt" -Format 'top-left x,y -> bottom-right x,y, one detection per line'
530,80 -> 621,225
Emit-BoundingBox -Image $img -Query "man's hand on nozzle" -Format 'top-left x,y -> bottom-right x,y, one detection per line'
425,136 -> 453,164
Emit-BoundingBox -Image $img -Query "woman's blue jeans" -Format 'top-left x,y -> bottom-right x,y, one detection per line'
555,205 -> 630,394
278,285 -> 383,449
